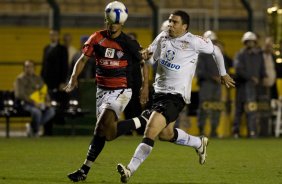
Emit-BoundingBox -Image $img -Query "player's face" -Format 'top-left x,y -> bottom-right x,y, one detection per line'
106,23 -> 123,38
168,14 -> 187,38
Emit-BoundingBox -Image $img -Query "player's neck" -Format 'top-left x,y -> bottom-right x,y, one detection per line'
110,30 -> 122,39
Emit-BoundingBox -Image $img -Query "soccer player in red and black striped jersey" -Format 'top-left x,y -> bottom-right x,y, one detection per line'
64,1 -> 149,182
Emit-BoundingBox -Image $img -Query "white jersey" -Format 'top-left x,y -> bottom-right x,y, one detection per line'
148,31 -> 227,104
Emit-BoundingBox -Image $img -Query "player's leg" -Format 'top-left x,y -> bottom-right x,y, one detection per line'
117,111 -> 167,183
116,109 -> 151,137
67,109 -> 110,182
68,88 -> 139,182
102,88 -> 145,138
117,93 -> 184,182
160,124 -> 208,165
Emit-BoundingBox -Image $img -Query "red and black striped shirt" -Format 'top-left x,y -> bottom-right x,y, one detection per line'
83,30 -> 142,89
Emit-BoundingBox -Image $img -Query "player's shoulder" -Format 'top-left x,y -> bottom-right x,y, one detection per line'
121,32 -> 141,48
88,30 -> 107,41
186,32 -> 209,42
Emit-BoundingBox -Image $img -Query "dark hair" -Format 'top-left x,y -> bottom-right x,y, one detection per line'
171,10 -> 190,30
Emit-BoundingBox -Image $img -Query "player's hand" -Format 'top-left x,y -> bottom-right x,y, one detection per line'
140,84 -> 149,105
221,74 -> 235,88
140,48 -> 153,60
64,77 -> 78,93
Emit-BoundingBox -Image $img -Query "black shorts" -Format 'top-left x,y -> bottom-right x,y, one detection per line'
150,93 -> 186,124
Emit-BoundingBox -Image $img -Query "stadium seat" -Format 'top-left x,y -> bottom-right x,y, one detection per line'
0,90 -> 31,138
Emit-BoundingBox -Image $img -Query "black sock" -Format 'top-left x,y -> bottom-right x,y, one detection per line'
116,119 -> 136,137
80,135 -> 105,175
169,128 -> 178,142
84,135 -> 106,169
81,164 -> 90,174
142,137 -> 155,147
138,115 -> 148,127
116,116 -> 148,137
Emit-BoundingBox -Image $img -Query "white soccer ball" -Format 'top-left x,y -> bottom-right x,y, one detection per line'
105,1 -> 128,24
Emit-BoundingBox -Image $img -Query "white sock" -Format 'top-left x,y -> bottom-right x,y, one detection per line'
83,159 -> 93,167
174,128 -> 201,149
132,117 -> 141,129
127,143 -> 153,174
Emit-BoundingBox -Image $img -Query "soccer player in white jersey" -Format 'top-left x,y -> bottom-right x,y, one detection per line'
117,10 -> 235,183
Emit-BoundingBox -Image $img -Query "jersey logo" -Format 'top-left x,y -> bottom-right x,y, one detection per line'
160,59 -> 180,71
105,48 -> 115,58
116,50 -> 124,59
165,50 -> 175,61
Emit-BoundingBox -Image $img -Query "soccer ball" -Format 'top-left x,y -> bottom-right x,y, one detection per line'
105,1 -> 128,24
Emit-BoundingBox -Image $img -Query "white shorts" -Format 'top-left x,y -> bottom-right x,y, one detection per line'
96,88 -> 132,119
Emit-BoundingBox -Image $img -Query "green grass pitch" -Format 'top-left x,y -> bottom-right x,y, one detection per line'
0,136 -> 282,184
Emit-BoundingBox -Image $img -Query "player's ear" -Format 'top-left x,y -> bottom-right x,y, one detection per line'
182,24 -> 188,31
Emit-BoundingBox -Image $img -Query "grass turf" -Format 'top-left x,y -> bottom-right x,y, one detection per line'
0,136 -> 282,184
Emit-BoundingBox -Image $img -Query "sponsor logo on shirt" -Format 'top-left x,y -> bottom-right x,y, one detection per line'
105,48 -> 115,58
166,50 -> 175,61
99,59 -> 120,66
160,60 -> 180,70
159,49 -> 180,71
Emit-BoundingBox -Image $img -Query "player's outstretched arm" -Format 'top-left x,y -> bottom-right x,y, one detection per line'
64,54 -> 88,92
220,74 -> 235,88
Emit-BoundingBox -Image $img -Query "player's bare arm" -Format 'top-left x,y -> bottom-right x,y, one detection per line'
140,61 -> 149,104
64,53 -> 89,92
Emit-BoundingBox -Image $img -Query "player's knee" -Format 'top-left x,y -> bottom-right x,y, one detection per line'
104,125 -> 117,141
159,132 -> 173,141
104,132 -> 116,141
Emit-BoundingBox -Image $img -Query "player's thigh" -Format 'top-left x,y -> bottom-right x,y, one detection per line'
96,88 -> 132,119
144,111 -> 167,140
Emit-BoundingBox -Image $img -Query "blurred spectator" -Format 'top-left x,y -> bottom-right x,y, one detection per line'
41,29 -> 69,129
41,29 -> 69,92
14,60 -> 55,137
63,33 -> 78,68
196,30 -> 223,137
233,31 -> 266,138
258,37 -> 277,136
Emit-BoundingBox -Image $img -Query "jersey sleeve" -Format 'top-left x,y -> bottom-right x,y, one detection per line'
193,35 -> 227,76
193,35 -> 214,54
82,32 -> 98,57
212,45 -> 227,76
